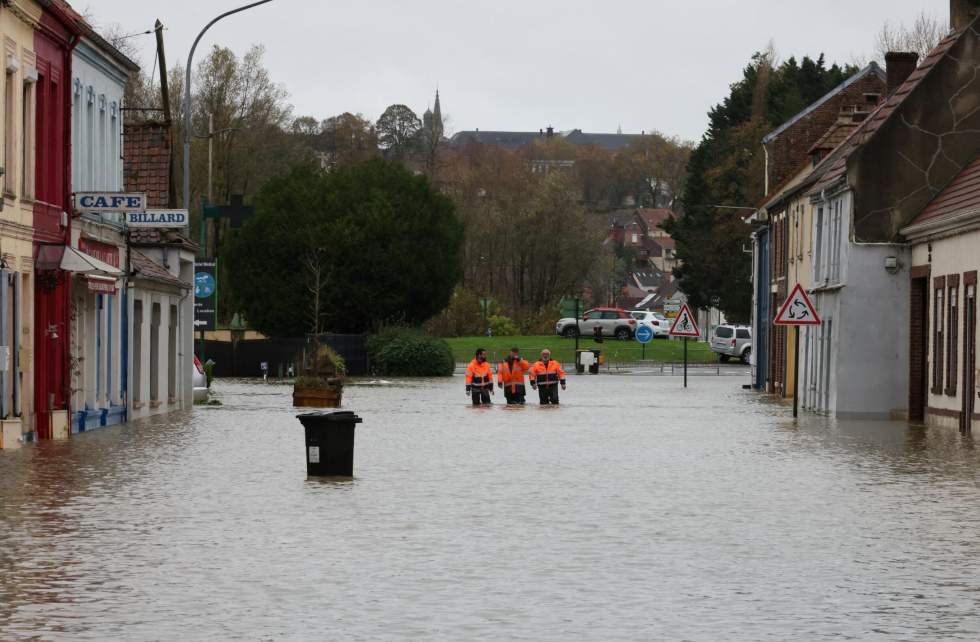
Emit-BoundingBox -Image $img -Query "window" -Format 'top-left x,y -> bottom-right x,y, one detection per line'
948,281 -> 959,395
814,207 -> 825,282
828,200 -> 843,283
630,312 -> 644,320
583,311 -> 599,321
933,278 -> 945,394
4,69 -> 14,195
736,329 -> 751,339
602,311 -> 620,320
715,326 -> 734,339
21,79 -> 32,198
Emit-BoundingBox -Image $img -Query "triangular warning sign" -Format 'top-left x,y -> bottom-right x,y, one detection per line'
774,283 -> 822,326
668,303 -> 701,338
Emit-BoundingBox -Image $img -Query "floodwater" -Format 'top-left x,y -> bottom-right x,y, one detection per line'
2,375 -> 980,641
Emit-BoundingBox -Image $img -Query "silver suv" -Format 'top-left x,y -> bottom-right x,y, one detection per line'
710,325 -> 751,363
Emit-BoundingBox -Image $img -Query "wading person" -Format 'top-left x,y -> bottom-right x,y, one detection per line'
465,348 -> 494,406
529,349 -> 566,405
497,347 -> 530,405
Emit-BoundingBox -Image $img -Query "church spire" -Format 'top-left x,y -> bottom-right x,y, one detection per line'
431,88 -> 443,139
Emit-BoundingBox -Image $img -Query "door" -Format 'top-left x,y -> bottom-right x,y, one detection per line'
962,283 -> 976,433
909,275 -> 930,422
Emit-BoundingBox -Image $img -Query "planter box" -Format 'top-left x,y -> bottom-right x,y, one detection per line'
293,385 -> 343,408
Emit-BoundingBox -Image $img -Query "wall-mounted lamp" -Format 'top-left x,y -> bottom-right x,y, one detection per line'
884,256 -> 901,274
46,324 -> 59,340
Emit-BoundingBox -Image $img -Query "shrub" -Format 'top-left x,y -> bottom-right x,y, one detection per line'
488,314 -> 518,336
424,287 -> 484,337
367,327 -> 455,376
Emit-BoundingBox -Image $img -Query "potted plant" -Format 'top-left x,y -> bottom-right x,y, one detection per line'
293,345 -> 346,407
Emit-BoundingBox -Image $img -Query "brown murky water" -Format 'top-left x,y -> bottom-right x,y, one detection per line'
2,376 -> 980,641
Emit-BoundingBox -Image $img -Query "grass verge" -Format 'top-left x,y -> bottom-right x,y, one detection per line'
445,335 -> 722,365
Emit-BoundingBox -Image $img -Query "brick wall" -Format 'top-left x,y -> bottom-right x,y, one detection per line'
767,73 -> 886,190
124,122 -> 173,208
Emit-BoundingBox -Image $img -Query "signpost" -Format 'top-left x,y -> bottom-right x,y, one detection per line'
635,324 -> 653,360
668,303 -> 701,388
194,261 -> 218,361
773,283 -> 822,418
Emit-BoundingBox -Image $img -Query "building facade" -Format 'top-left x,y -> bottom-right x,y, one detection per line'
68,31 -> 137,433
0,0 -> 43,448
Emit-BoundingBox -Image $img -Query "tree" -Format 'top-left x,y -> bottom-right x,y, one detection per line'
875,12 -> 947,62
376,104 -> 422,160
223,159 -> 464,336
319,112 -> 379,169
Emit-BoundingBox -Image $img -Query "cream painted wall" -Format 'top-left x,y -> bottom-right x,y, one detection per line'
0,0 -> 42,444
911,230 -> 980,431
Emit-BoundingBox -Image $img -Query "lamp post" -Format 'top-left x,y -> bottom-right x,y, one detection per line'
182,0 -> 273,211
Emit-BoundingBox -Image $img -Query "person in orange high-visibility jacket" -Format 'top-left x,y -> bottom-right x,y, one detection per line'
465,348 -> 495,406
529,349 -> 566,405
497,347 -> 530,405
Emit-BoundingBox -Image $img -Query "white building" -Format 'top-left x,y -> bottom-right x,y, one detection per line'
68,32 -> 137,433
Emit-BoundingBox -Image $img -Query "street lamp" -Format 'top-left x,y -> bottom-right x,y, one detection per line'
183,0 -> 273,211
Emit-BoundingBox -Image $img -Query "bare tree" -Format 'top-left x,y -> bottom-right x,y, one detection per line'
876,12 -> 948,61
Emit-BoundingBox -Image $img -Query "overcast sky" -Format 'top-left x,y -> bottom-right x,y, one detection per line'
84,0 -> 947,142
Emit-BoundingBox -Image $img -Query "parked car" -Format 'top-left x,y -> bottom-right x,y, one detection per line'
629,310 -> 670,337
555,307 -> 637,340
710,325 -> 752,363
193,355 -> 209,402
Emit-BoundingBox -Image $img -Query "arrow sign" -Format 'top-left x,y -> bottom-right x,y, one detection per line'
668,303 -> 701,338
774,283 -> 822,326
635,325 -> 654,344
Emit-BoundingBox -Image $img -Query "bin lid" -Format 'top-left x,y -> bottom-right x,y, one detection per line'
296,410 -> 363,423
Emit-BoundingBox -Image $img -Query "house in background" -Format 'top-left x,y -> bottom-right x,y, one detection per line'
751,61 -> 886,394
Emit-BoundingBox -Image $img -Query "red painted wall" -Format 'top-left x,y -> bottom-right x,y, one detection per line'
33,9 -> 76,439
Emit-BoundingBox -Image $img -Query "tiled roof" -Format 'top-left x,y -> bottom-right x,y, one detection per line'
911,154 -> 980,225
130,250 -> 188,289
807,120 -> 859,154
636,208 -> 672,231
810,30 -> 962,195
130,228 -> 199,251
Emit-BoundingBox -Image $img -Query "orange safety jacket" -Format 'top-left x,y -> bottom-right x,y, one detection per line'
530,360 -> 566,387
465,359 -> 494,393
497,358 -> 530,393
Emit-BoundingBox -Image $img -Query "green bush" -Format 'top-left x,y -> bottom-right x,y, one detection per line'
488,314 -> 518,336
367,327 -> 455,376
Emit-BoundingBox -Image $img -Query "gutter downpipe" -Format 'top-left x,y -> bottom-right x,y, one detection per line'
763,143 -> 770,197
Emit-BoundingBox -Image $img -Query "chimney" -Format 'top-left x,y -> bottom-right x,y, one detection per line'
951,0 -> 980,30
885,51 -> 919,95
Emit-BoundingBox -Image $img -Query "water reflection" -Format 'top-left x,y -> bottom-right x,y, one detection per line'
1,375 -> 979,640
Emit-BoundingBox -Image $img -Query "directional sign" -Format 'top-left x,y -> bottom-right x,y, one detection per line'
668,303 -> 701,338
635,325 -> 654,344
774,283 -> 822,326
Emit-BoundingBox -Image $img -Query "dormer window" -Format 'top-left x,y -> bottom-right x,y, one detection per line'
864,93 -> 880,105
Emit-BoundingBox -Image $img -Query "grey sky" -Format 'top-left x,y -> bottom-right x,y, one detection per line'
85,0 -> 947,142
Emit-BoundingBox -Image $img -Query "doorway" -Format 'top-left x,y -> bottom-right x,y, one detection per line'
909,273 -> 930,422
962,280 -> 976,433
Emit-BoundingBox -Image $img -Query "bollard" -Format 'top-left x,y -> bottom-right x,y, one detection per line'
297,410 -> 363,476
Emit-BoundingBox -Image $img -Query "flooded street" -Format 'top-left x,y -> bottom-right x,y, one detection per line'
2,375 -> 980,641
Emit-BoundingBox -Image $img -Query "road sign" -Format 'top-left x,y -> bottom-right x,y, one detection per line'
668,303 -> 701,338
774,283 -> 821,326
635,325 -> 654,344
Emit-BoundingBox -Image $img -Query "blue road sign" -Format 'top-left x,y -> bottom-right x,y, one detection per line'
635,325 -> 654,344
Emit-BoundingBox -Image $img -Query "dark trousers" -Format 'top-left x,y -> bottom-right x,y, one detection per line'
471,389 -> 492,406
504,385 -> 526,405
537,384 -> 560,405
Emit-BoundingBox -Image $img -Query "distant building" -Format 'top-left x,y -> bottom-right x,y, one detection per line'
450,125 -> 646,153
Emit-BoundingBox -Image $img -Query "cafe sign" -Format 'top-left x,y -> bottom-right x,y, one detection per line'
126,209 -> 189,228
74,192 -> 146,212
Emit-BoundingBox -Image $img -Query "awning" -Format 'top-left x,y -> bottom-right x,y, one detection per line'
60,246 -> 124,277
